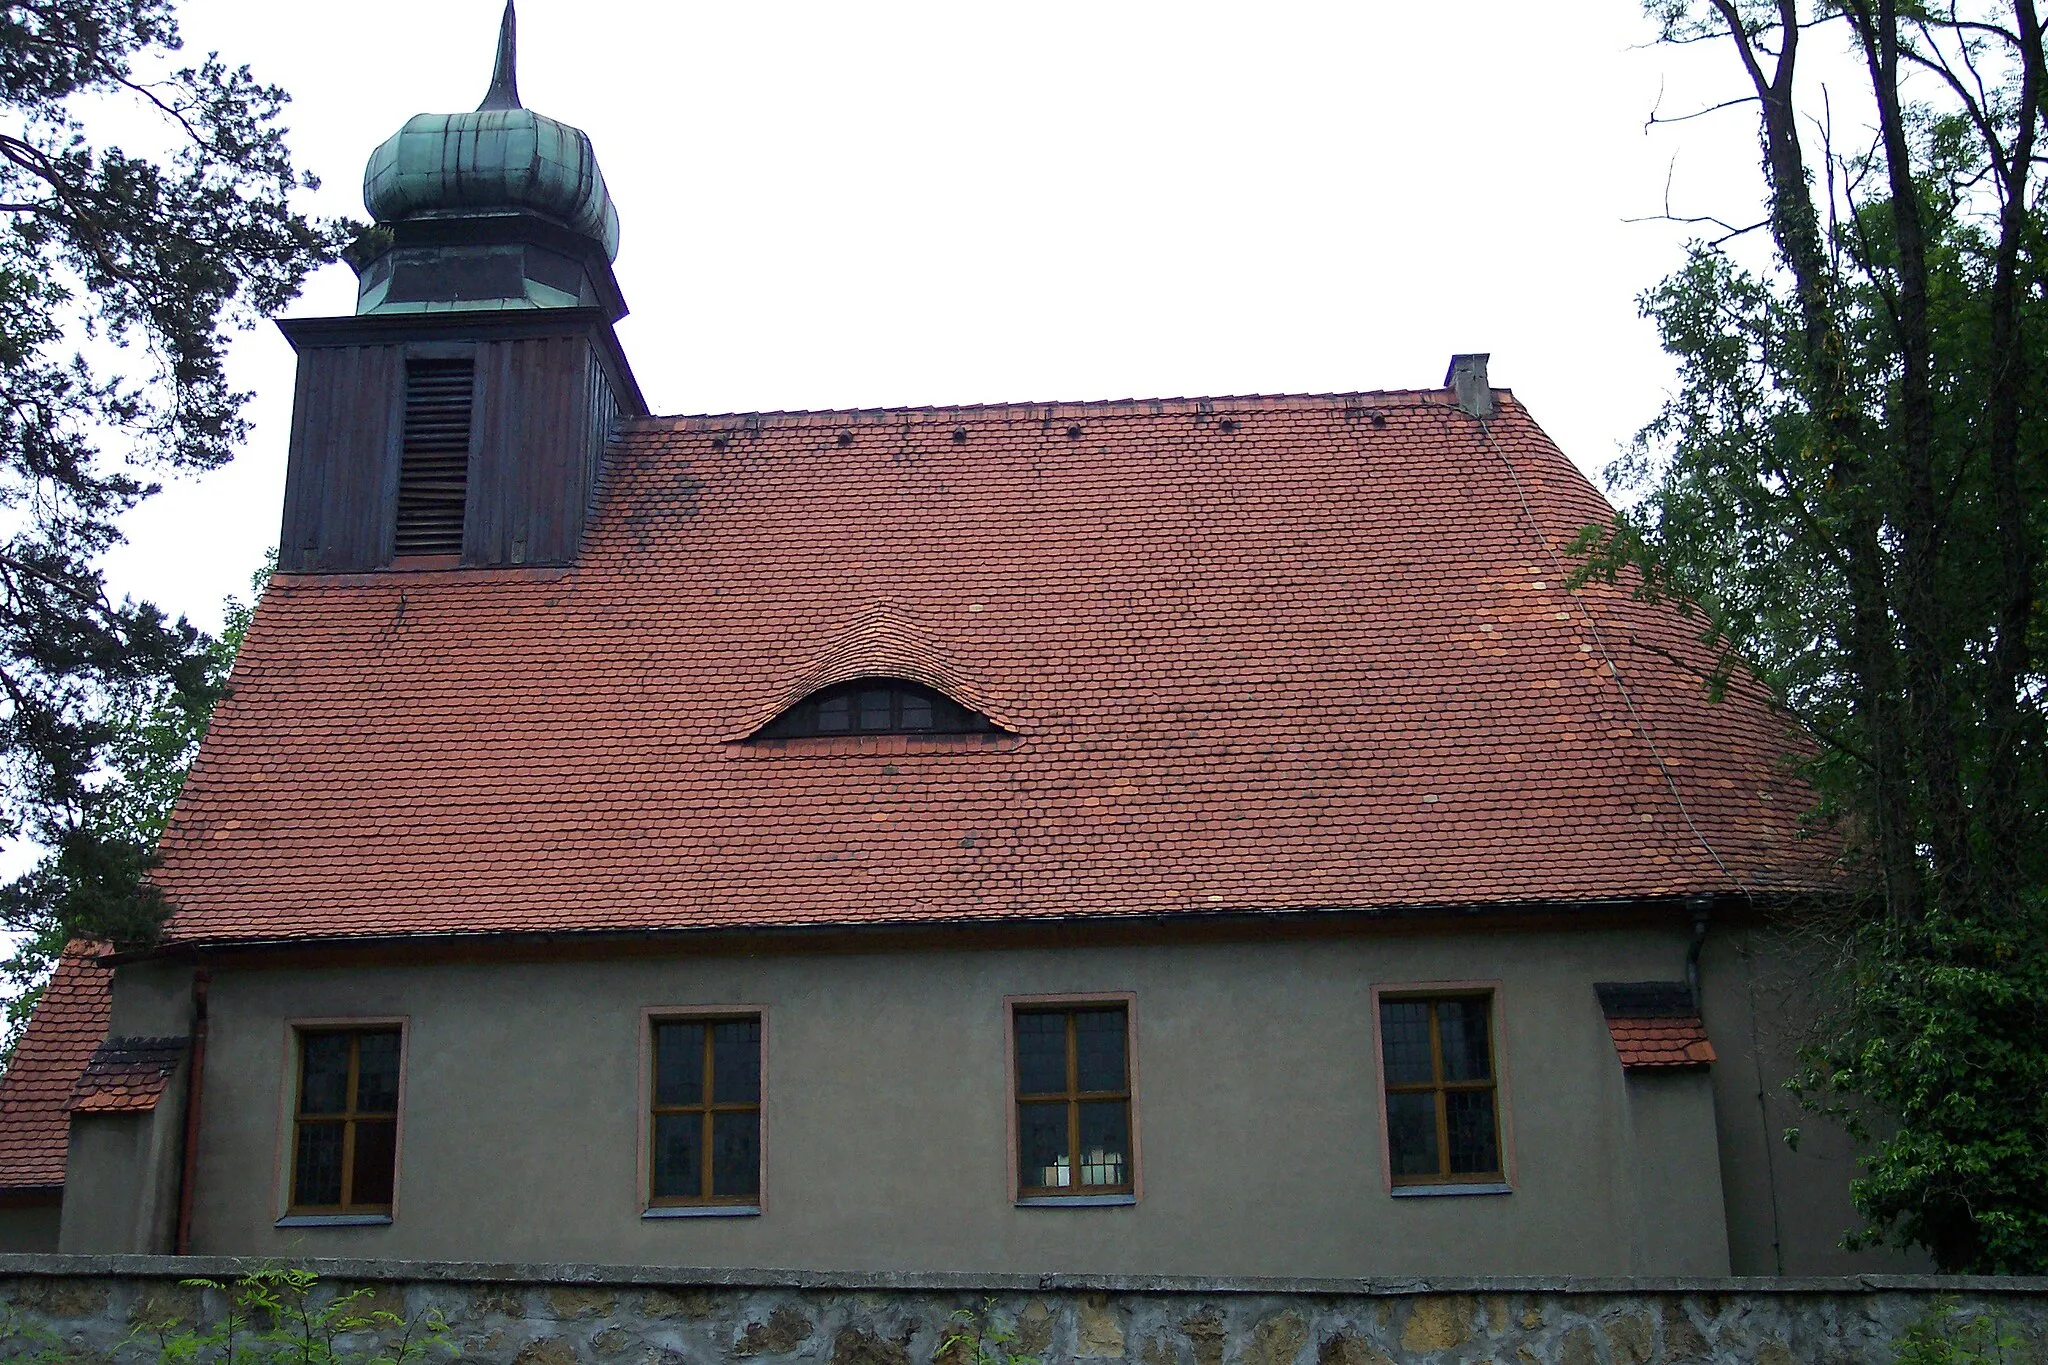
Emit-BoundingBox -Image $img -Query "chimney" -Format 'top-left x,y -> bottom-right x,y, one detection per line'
1444,353 -> 1494,420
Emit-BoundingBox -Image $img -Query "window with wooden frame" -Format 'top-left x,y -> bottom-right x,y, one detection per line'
1378,994 -> 1503,1186
289,1027 -> 401,1215
1013,1004 -> 1133,1199
649,1016 -> 762,1207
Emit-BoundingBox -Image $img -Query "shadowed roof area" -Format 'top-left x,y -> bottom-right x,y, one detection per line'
152,386 -> 1837,947
0,944 -> 110,1188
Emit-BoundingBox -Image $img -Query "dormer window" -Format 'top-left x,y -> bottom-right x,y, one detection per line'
758,678 -> 998,739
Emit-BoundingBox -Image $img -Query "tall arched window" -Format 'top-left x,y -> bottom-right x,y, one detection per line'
758,678 -> 997,739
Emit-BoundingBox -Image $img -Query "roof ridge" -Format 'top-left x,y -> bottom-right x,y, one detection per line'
631,387 -> 1507,427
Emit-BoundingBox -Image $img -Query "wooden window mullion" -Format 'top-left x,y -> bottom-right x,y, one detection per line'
700,1025 -> 716,1200
1428,1004 -> 1451,1179
1065,1013 -> 1081,1192
339,1034 -> 360,1208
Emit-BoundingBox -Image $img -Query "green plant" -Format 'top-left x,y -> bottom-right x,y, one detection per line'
0,1305 -> 67,1365
938,1299 -> 1041,1365
126,1267 -> 448,1365
1889,1298 -> 2029,1364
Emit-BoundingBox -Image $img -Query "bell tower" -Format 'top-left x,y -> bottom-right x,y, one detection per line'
276,2 -> 646,572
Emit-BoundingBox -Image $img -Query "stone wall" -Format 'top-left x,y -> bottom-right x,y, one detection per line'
0,1257 -> 2042,1365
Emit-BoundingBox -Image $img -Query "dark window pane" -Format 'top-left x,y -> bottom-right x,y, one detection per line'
1385,1091 -> 1441,1178
351,1120 -> 398,1205
1076,1101 -> 1129,1187
711,1111 -> 760,1198
355,1032 -> 402,1112
299,1034 -> 351,1115
857,688 -> 893,730
656,1023 -> 706,1106
1015,1012 -> 1068,1096
1074,1009 -> 1127,1092
1380,1000 -> 1435,1085
294,1121 -> 345,1205
1437,999 -> 1492,1082
1018,1101 -> 1069,1189
814,694 -> 850,733
711,1019 -> 760,1105
900,693 -> 933,730
652,1113 -> 704,1199
1445,1090 -> 1499,1176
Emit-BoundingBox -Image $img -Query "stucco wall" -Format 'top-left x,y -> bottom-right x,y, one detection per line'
84,927 -> 1738,1275
0,1198 -> 59,1253
0,1258 -> 2040,1365
72,921 -> 1919,1277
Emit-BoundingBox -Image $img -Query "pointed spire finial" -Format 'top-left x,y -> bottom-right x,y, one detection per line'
477,0 -> 521,111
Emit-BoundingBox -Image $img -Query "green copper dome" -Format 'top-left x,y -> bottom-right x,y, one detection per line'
360,3 -> 620,261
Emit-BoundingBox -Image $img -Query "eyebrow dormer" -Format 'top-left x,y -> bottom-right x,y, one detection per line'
756,678 -> 1001,740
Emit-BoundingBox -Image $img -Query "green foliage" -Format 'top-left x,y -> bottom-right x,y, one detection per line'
1592,0 -> 2048,1270
1888,1297 -> 2029,1364
0,557 -> 268,1060
0,1268 -> 448,1365
0,0 -> 347,958
939,1300 -> 1042,1365
130,1267 -> 448,1365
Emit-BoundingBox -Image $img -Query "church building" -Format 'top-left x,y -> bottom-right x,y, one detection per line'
0,7 -> 1892,1277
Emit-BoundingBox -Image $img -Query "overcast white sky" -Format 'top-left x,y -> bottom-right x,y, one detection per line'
102,0 -> 1784,635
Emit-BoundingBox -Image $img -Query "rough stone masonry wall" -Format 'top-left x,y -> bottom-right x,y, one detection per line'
0,1258 -> 2043,1365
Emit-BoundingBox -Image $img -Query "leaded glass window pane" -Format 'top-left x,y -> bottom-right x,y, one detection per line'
1014,1012 -> 1067,1096
651,1113 -> 703,1199
299,1034 -> 351,1115
1074,1010 -> 1126,1091
351,1120 -> 397,1205
1379,1000 -> 1434,1084
1077,1101 -> 1129,1187
711,1112 -> 760,1198
294,1123 -> 344,1205
655,1023 -> 706,1106
1438,999 -> 1493,1082
712,1020 -> 760,1104
355,1032 -> 402,1111
1385,1092 -> 1440,1176
1445,1090 -> 1499,1175
1018,1101 -> 1069,1188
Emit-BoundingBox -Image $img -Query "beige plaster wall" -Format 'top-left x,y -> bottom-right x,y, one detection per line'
1697,927 -> 1929,1276
150,926 -> 1758,1276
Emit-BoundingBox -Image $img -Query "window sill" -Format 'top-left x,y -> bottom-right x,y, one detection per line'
642,1205 -> 761,1219
1390,1182 -> 1512,1198
274,1213 -> 393,1228
1016,1194 -> 1137,1209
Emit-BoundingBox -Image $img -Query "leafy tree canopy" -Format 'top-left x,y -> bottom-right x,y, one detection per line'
1590,0 -> 2048,1271
0,2 -> 344,961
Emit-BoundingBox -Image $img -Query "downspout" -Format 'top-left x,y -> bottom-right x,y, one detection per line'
1685,897 -> 1712,1008
173,966 -> 209,1255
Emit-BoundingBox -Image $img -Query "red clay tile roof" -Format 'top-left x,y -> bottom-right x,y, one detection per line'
0,943 -> 110,1187
1606,1016 -> 1718,1069
1595,981 -> 1717,1070
152,386 -> 1839,946
68,1037 -> 186,1114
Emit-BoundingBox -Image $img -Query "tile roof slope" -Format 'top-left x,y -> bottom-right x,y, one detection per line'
0,942 -> 110,1187
68,1037 -> 187,1113
153,387 -> 1839,945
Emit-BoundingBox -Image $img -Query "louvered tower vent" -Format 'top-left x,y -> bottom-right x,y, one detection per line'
395,359 -> 474,556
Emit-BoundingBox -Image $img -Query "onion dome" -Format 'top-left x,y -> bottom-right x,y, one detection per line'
360,1 -> 620,261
